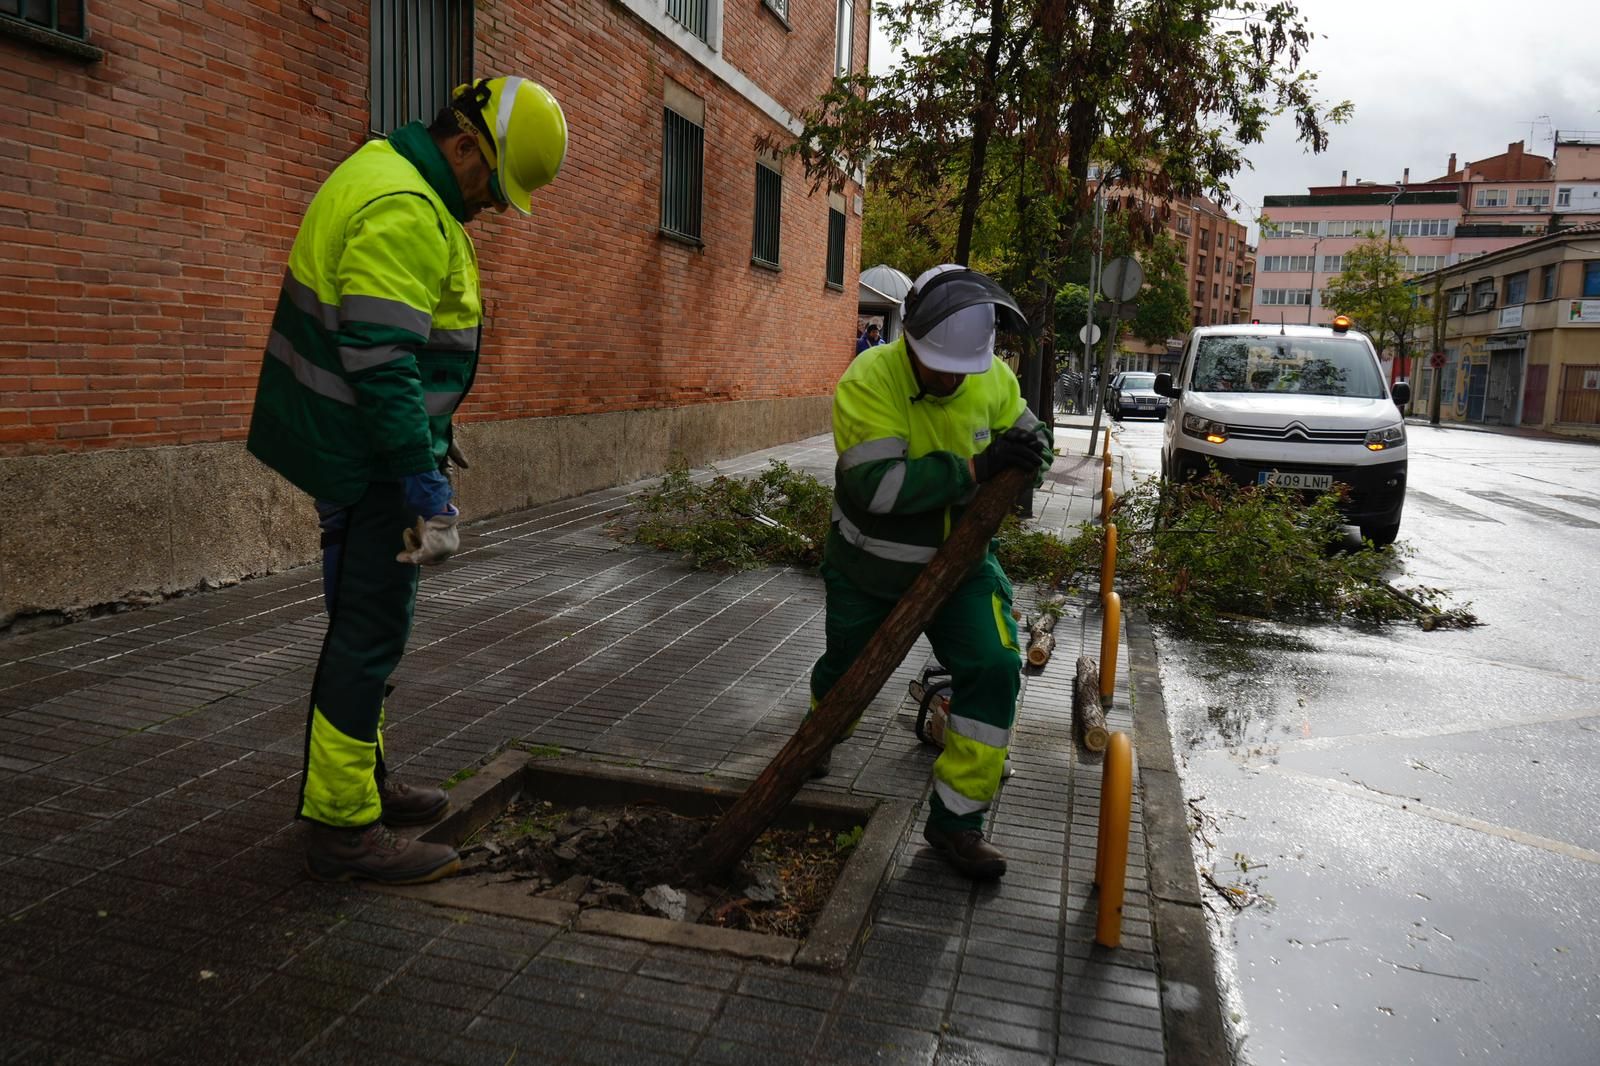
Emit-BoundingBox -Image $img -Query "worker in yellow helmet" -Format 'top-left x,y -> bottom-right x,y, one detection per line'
247,77 -> 567,884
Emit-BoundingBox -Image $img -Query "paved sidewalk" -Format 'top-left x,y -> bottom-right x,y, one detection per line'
0,419 -> 1221,1065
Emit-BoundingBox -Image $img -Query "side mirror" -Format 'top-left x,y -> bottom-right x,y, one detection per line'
1391,381 -> 1411,406
1154,373 -> 1179,398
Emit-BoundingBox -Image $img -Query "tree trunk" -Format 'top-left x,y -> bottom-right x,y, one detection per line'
954,0 -> 1007,265
685,465 -> 1035,881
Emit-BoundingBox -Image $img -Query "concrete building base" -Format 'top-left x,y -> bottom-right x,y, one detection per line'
0,395 -> 832,629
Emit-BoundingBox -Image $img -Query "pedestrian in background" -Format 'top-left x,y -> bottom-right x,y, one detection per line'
808,265 -> 1054,880
856,321 -> 882,355
247,77 -> 568,884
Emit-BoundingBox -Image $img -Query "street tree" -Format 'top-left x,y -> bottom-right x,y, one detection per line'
1321,237 -> 1429,388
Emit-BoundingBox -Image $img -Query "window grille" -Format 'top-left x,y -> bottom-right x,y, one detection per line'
370,0 -> 472,134
661,107 -> 705,242
826,206 -> 846,287
752,163 -> 781,267
1,0 -> 86,38
668,0 -> 710,42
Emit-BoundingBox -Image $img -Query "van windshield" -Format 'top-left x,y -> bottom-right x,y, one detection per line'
1191,336 -> 1385,398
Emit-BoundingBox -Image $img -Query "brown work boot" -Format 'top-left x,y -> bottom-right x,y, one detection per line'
922,824 -> 1008,880
379,777 -> 449,826
306,821 -> 460,884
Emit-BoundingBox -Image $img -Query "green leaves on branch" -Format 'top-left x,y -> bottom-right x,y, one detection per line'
622,461 -> 833,572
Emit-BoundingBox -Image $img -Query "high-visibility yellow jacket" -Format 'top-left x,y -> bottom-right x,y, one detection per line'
826,337 -> 1053,598
248,123 -> 481,504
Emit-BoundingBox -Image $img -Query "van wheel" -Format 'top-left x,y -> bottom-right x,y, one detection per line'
1361,523 -> 1400,548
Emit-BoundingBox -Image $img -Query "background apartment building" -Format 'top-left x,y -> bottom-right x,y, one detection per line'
1252,135 -> 1600,330
0,0 -> 867,626
1413,222 -> 1600,437
1096,184 -> 1251,374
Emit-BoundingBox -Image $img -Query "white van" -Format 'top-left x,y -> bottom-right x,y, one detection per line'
1155,318 -> 1411,546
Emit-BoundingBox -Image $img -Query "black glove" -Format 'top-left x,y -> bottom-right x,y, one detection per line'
972,427 -> 1045,482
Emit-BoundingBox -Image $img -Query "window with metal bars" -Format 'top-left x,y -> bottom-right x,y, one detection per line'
369,0 -> 473,135
1,0 -> 85,37
752,163 -> 782,268
661,107 -> 705,243
668,0 -> 710,42
826,206 -> 846,287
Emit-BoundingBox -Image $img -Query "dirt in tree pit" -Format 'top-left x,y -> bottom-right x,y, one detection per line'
456,798 -> 861,939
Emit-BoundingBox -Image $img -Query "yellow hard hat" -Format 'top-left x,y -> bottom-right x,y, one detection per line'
452,76 -> 567,214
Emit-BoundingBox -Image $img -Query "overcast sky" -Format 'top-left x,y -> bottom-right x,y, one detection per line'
867,0 -> 1600,241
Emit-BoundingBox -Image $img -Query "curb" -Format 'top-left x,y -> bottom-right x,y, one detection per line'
1125,607 -> 1232,1066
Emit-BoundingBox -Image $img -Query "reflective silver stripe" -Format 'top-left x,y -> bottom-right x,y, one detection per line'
266,331 -> 356,406
868,464 -> 906,514
1012,409 -> 1042,432
425,391 -> 462,416
833,511 -> 937,563
839,437 -> 908,470
281,271 -> 339,329
947,714 -> 1011,750
338,344 -> 408,373
933,778 -> 990,816
494,76 -> 524,145
339,294 -> 432,337
427,326 -> 478,350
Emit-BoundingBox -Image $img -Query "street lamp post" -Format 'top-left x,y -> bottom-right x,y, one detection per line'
1306,235 -> 1325,325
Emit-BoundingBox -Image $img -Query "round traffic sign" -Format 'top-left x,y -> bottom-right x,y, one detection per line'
1100,256 -> 1144,302
1430,351 -> 1446,369
1079,323 -> 1102,345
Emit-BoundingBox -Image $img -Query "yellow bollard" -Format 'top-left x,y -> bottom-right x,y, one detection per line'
1104,426 -> 1112,456
1099,523 -> 1118,601
1101,486 -> 1116,524
1099,591 -> 1120,707
1101,458 -> 1113,494
1095,731 -> 1134,948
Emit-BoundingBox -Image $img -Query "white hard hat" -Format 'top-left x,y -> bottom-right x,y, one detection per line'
902,265 -> 1026,374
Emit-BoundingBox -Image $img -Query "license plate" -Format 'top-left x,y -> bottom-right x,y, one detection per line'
1254,470 -> 1331,492
1258,470 -> 1333,490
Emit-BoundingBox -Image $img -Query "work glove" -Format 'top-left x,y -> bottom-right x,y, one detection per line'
397,506 -> 460,566
972,427 -> 1046,483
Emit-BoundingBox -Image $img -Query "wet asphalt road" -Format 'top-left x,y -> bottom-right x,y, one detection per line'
1111,415 -> 1600,1066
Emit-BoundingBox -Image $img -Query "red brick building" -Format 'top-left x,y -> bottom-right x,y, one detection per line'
0,0 -> 866,625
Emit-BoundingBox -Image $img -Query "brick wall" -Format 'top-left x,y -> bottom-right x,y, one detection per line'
0,0 -> 865,456
0,0 -> 867,624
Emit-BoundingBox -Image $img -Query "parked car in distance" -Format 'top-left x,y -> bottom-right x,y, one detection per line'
1106,372 -> 1170,420
1155,317 -> 1410,546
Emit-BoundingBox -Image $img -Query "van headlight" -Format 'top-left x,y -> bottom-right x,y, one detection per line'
1365,422 -> 1406,451
1182,414 -> 1228,444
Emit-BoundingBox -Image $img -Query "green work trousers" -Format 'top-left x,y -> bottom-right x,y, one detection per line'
810,555 -> 1021,832
298,480 -> 420,828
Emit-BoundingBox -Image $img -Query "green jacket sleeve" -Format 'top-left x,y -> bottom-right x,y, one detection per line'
833,375 -> 976,516
335,192 -> 446,478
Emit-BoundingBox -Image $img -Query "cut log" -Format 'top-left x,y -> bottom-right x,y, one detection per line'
1073,654 -> 1110,753
1026,630 -> 1056,668
684,465 -> 1035,881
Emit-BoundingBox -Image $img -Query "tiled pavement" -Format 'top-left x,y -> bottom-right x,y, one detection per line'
0,418 -> 1217,1065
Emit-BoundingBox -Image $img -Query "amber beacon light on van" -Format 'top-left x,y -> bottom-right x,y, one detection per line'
1331,314 -> 1353,333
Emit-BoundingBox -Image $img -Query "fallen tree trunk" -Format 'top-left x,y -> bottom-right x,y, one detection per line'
1073,654 -> 1109,753
1026,630 -> 1056,668
685,465 -> 1034,881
